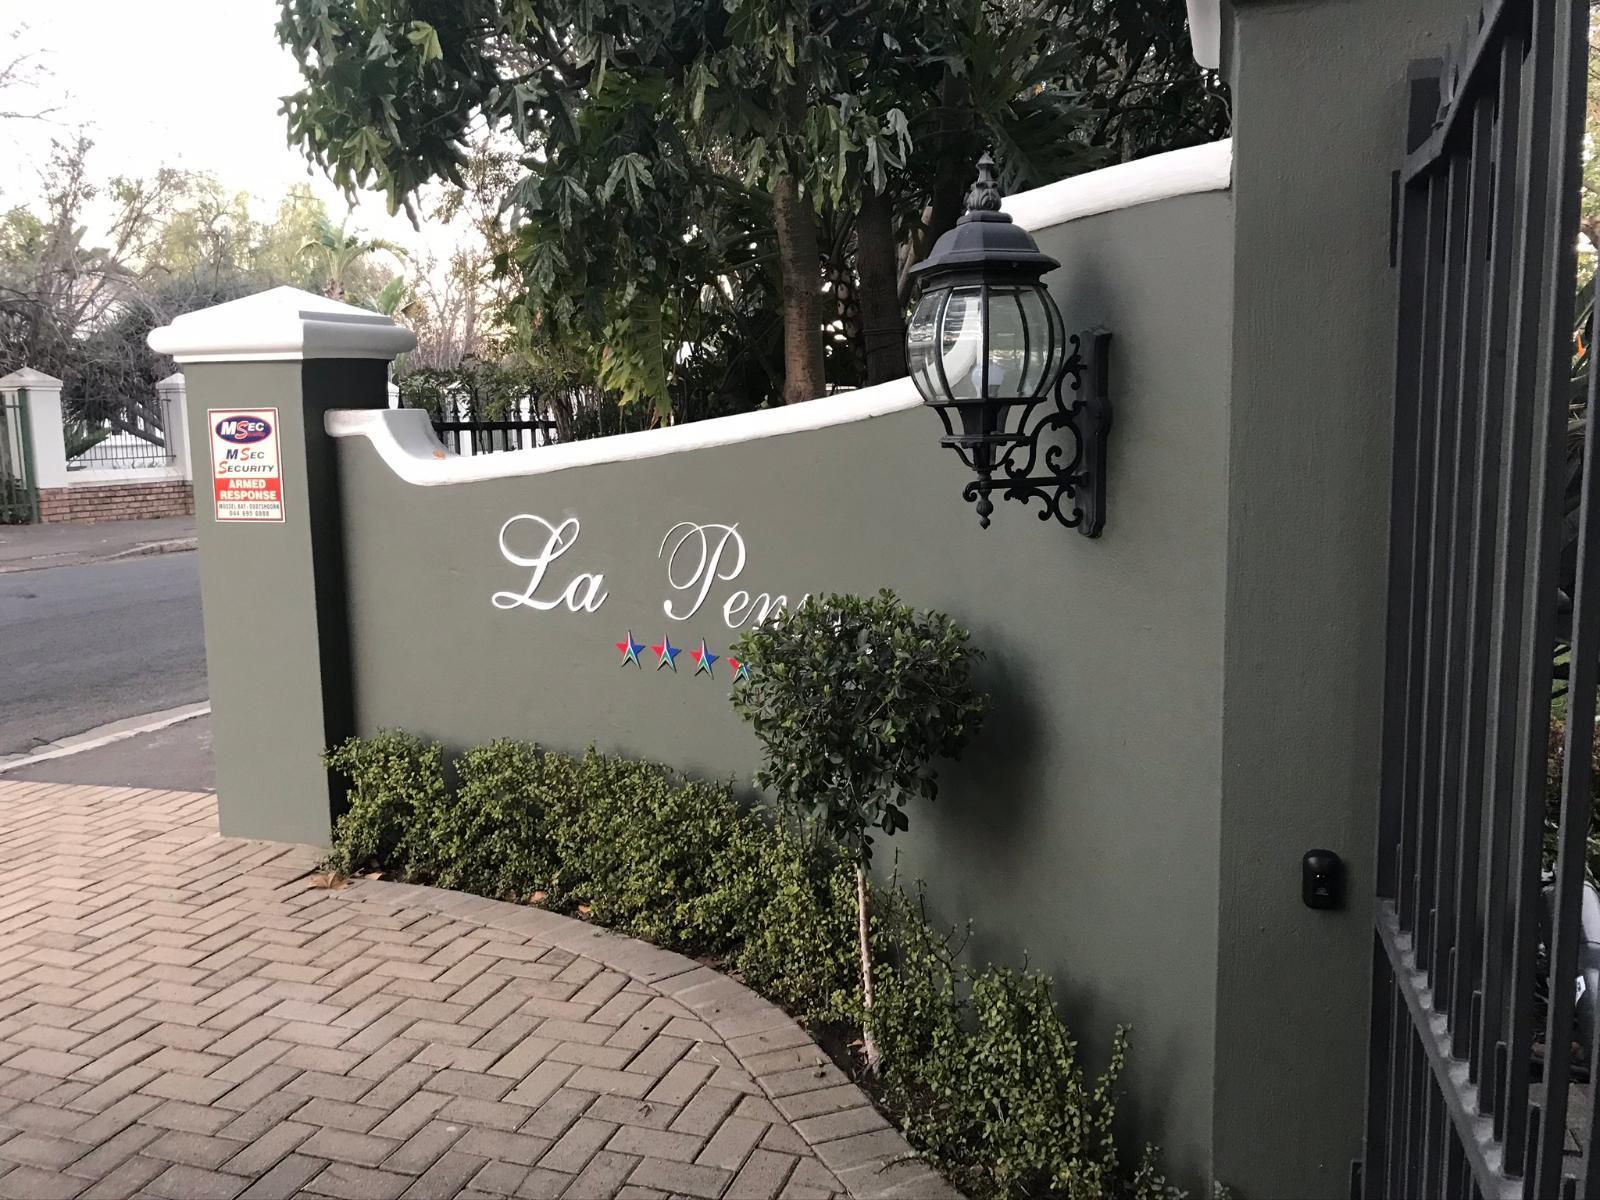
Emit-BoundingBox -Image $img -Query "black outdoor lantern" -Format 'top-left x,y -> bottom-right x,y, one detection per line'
906,154 -> 1111,535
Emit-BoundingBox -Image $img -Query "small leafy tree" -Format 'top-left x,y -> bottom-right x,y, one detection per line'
731,589 -> 987,1069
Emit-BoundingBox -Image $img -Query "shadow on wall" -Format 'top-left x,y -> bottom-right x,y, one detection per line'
936,640 -> 1045,865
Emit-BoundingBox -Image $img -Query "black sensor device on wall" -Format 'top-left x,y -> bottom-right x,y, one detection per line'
1303,849 -> 1344,910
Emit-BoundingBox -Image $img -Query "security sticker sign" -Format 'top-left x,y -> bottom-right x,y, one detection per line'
209,409 -> 284,522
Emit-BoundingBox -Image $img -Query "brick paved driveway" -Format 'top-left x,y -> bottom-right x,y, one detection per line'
0,782 -> 952,1200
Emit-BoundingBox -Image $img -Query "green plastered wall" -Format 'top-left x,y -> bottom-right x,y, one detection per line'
325,190 -> 1233,1183
171,2 -> 1518,1188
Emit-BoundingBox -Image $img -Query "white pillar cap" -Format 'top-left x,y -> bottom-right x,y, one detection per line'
147,286 -> 418,364
1186,0 -> 1220,69
155,371 -> 187,389
0,367 -> 64,390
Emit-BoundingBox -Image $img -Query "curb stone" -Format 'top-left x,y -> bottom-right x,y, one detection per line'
0,535 -> 197,574
341,878 -> 965,1200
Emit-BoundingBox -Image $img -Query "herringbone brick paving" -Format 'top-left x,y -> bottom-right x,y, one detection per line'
0,782 -> 955,1200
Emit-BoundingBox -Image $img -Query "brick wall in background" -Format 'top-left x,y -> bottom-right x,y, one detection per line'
37,480 -> 194,523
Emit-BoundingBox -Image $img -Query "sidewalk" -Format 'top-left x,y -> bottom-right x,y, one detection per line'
0,781 -> 943,1200
0,516 -> 196,574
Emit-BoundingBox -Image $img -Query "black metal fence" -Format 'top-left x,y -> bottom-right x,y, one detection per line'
398,381 -> 556,456
1364,1 -> 1594,1195
67,392 -> 175,471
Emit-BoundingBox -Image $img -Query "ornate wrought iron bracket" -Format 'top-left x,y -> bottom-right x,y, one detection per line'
944,329 -> 1112,537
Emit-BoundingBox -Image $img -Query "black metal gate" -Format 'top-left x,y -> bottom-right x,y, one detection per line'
0,387 -> 37,525
1364,1 -> 1596,1195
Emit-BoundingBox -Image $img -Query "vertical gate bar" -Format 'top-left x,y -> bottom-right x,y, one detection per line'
1444,1108 -> 1466,1198
1383,63 -> 1447,909
1576,320 -> 1600,1200
1406,168 -> 1452,954
1444,83 -> 1499,1051
1531,1 -> 1595,1187
1391,981 -> 1411,1200
1499,0 -> 1560,1170
1421,1079 -> 1443,1198
1427,146 -> 1473,999
14,389 -> 37,526
1365,937 -> 1389,1199
1406,1029 -> 1425,1197
1473,32 -> 1528,1098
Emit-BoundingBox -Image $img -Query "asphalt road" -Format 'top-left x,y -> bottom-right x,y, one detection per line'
0,553 -> 207,756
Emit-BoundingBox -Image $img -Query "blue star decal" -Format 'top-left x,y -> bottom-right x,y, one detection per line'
615,632 -> 644,668
651,636 -> 681,672
692,639 -> 719,677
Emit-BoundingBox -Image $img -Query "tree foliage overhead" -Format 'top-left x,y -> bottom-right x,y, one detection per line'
0,138 -> 406,420
277,0 -> 1227,420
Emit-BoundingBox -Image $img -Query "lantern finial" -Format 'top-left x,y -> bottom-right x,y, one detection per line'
962,153 -> 1003,217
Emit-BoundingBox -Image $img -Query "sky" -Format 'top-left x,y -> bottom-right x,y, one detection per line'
0,0 -> 465,261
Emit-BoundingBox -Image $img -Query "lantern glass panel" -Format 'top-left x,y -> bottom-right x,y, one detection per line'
907,288 -> 946,406
907,286 -> 989,403
986,285 -> 1060,401
940,287 -> 987,401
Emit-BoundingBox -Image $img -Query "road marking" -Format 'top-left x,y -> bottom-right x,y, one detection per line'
0,703 -> 211,773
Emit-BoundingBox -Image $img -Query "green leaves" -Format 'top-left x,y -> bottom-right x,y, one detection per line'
599,152 -> 654,209
273,0 -> 1219,429
731,589 -> 988,863
405,20 -> 442,63
323,731 -> 447,876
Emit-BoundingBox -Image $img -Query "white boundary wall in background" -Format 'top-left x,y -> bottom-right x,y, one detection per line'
0,368 -> 193,509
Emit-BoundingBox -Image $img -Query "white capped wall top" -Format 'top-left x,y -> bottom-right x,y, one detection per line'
147,285 -> 418,364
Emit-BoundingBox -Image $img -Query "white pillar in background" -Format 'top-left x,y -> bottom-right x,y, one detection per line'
0,367 -> 68,489
156,371 -> 193,482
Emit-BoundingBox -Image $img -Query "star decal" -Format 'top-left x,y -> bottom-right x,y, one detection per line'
651,636 -> 681,672
692,639 -> 719,677
729,656 -> 751,683
615,632 -> 644,668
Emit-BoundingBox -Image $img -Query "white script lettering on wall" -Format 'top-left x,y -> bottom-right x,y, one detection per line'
493,514 -> 805,628
492,515 -> 610,613
659,522 -> 746,621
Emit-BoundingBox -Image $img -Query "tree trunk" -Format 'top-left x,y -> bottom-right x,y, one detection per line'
925,71 -> 975,248
829,256 -> 865,383
900,75 -> 976,306
856,863 -> 881,1073
856,187 -> 906,385
771,171 -> 826,405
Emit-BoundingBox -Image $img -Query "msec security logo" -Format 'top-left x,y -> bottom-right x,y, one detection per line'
214,416 -> 272,444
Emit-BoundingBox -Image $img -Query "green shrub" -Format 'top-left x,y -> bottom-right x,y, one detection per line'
324,731 -> 446,875
731,590 -> 988,861
424,740 -> 571,899
867,895 -> 1175,1200
732,589 -> 988,1069
713,827 -> 862,1021
542,750 -> 751,947
322,732 -> 1173,1199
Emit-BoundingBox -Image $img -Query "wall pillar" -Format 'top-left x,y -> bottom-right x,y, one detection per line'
148,287 -> 416,844
155,371 -> 193,484
1214,0 -> 1479,1195
0,368 -> 68,493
